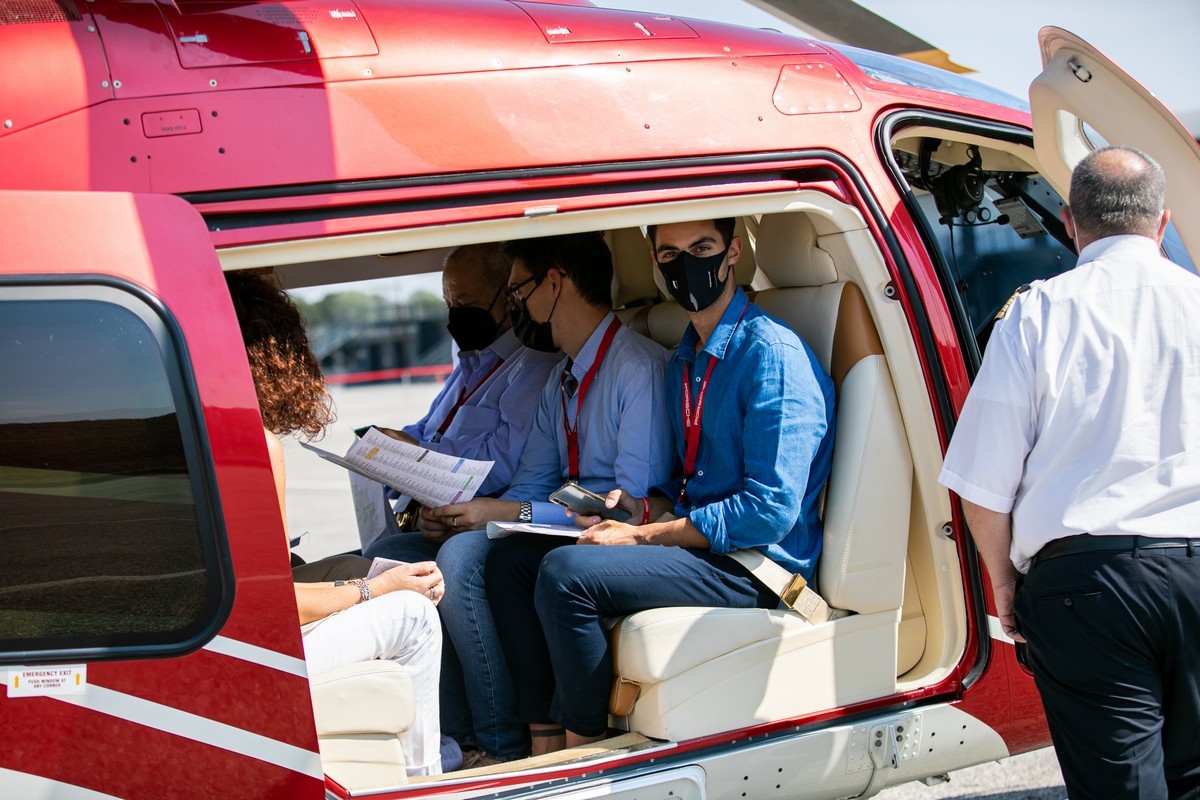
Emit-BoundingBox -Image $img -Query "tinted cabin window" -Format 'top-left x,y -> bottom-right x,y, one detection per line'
911,184 -> 1076,344
0,286 -> 225,661
898,160 -> 1077,364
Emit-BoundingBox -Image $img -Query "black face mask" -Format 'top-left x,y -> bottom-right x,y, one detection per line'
509,276 -> 560,353
657,246 -> 731,312
446,286 -> 504,352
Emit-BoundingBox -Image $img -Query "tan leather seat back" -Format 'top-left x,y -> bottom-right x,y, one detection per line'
753,213 -> 911,616
608,227 -> 658,311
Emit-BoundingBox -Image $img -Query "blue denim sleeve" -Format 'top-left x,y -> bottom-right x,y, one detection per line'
689,339 -> 829,552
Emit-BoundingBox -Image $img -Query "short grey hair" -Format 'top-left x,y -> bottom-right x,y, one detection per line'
446,243 -> 512,290
1069,145 -> 1165,239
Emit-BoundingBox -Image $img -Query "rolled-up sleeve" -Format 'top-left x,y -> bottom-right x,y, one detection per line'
502,380 -> 564,513
690,340 -> 824,552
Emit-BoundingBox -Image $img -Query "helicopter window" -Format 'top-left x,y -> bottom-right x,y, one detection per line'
895,141 -> 1077,365
0,283 -> 228,665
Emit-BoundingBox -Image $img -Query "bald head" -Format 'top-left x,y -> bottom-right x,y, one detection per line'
444,244 -> 510,290
443,242 -> 510,307
1067,146 -> 1166,245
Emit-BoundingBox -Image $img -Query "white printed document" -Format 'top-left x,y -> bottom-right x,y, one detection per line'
486,521 -> 583,539
303,428 -> 492,509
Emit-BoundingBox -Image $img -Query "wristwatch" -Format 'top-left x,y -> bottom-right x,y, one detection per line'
333,578 -> 372,604
518,501 -> 533,523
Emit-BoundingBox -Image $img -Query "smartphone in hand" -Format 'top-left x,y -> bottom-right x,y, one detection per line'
548,482 -> 632,522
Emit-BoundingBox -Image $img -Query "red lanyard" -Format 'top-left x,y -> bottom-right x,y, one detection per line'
561,317 -> 622,480
436,359 -> 504,436
678,302 -> 747,504
679,355 -> 718,504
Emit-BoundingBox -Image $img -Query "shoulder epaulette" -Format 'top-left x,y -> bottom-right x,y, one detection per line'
994,284 -> 1031,321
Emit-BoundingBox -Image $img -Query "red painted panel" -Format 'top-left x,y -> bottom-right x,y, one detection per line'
514,1 -> 697,44
0,696 -> 319,799
772,61 -> 862,115
89,650 -> 316,749
0,1 -> 111,140
0,191 -> 321,795
162,0 -> 378,68
142,108 -> 204,137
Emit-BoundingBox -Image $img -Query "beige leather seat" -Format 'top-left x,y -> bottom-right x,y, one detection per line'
608,212 -> 915,741
310,660 -> 414,791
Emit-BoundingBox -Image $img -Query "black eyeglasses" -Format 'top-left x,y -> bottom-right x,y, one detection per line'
504,271 -> 547,307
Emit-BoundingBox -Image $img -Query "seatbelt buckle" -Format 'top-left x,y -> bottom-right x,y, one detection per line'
781,574 -> 832,624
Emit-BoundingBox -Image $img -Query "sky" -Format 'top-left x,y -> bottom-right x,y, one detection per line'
297,0 -> 1198,303
600,0 -> 1199,129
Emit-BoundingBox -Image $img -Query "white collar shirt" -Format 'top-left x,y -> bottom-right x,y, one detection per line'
939,235 -> 1200,572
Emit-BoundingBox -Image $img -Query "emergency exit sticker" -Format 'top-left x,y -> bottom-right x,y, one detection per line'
6,665 -> 87,697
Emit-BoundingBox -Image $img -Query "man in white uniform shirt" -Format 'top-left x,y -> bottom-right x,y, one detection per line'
940,146 -> 1200,800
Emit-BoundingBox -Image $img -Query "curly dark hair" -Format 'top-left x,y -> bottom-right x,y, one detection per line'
226,271 -> 334,438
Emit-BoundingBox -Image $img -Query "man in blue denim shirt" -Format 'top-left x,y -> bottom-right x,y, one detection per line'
486,218 -> 835,753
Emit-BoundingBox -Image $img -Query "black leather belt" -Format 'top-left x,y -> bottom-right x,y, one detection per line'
1032,534 -> 1198,566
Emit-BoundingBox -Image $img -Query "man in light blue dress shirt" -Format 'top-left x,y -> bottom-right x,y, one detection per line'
485,219 -> 834,753
357,243 -> 560,554
411,233 -> 672,766
355,243 -> 560,767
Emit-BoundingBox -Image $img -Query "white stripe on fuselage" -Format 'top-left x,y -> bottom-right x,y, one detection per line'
203,634 -> 308,678
52,684 -> 323,779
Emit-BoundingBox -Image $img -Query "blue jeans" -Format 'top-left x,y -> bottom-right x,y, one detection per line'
365,530 -> 530,761
485,537 -> 776,736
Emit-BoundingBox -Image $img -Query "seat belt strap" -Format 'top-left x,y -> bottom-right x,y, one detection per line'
728,549 -> 836,624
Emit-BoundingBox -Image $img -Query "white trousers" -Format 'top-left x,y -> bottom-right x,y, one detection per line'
302,590 -> 443,776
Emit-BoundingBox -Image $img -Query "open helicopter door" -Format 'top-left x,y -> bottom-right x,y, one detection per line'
0,190 -> 324,799
1029,26 -> 1200,261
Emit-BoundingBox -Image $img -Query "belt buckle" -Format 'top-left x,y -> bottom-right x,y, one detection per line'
394,504 -> 422,532
779,573 -> 809,609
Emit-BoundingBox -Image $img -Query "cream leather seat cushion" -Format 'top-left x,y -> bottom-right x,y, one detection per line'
616,607 -> 796,684
310,660 -> 414,791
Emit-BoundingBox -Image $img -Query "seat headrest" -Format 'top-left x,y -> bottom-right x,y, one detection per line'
607,228 -> 659,308
754,213 -> 838,287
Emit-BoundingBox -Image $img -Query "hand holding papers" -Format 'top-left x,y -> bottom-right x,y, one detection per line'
303,427 -> 493,509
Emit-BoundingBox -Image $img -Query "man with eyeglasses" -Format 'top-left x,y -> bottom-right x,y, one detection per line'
354,243 -> 561,553
409,232 -> 673,767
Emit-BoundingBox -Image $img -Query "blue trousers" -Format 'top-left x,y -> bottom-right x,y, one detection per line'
365,530 -> 530,761
485,536 -> 776,736
1016,544 -> 1200,800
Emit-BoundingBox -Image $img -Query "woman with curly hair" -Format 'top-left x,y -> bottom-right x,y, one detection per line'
226,270 -> 447,777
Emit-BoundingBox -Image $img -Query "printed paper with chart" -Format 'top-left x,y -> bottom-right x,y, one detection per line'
302,427 -> 492,508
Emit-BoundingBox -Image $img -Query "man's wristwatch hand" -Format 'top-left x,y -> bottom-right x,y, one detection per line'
518,501 -> 533,523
